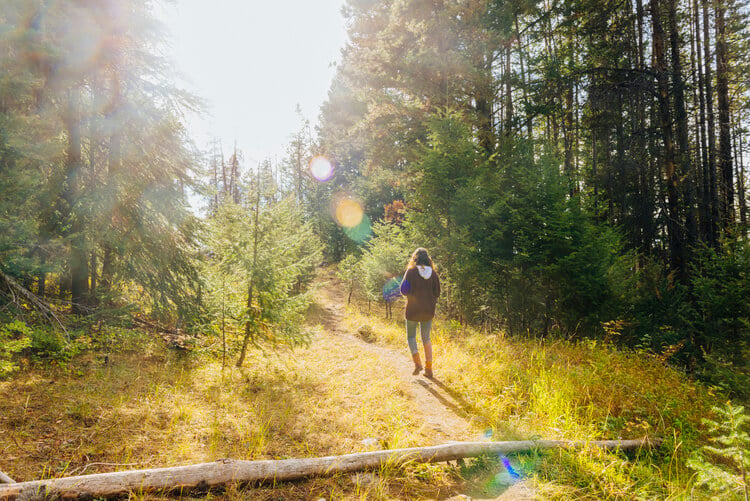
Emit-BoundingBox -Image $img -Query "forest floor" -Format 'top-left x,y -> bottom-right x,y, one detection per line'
0,267 -> 719,499
0,268 -> 536,500
310,267 -> 536,500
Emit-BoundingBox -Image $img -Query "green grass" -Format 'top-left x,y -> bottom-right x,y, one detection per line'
343,300 -> 725,499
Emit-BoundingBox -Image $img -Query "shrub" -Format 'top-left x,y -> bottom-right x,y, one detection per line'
29,326 -> 74,361
0,320 -> 32,376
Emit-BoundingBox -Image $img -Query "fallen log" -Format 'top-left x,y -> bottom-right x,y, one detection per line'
0,438 -> 660,500
0,472 -> 14,485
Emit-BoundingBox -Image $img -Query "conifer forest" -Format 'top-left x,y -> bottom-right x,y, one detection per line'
1,0 -> 750,498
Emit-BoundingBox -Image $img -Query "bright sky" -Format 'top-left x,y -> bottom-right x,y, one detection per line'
158,0 -> 348,167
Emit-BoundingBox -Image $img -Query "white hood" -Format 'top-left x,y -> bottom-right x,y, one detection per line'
417,265 -> 432,279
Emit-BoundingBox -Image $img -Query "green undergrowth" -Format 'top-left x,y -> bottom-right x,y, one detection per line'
344,304 -> 736,500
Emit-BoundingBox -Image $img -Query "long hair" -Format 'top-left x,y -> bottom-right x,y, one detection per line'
407,247 -> 435,270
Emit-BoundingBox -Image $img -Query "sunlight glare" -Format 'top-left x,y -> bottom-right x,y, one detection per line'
332,194 -> 372,243
335,197 -> 363,228
344,216 -> 372,243
63,8 -> 102,68
309,156 -> 334,182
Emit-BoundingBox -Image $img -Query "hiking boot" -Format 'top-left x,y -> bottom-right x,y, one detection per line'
412,353 -> 423,375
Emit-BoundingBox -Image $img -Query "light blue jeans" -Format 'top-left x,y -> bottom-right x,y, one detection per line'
406,320 -> 432,355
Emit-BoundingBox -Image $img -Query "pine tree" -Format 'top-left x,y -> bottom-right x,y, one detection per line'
688,402 -> 750,500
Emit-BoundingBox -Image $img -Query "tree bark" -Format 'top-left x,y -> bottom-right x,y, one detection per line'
99,70 -> 122,302
64,86 -> 89,314
237,168 -> 262,368
693,0 -> 711,243
0,439 -> 661,500
735,119 -> 747,230
652,0 -> 685,278
715,0 -> 734,230
515,13 -> 532,140
702,0 -> 719,245
667,0 -> 697,251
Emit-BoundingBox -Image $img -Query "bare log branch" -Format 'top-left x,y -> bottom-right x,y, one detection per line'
0,270 -> 69,341
0,438 -> 661,500
0,472 -> 14,485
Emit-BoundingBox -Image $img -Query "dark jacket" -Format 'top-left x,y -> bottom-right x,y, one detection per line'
400,266 -> 441,321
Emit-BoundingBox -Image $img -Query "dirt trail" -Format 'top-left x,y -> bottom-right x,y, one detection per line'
313,269 -> 536,500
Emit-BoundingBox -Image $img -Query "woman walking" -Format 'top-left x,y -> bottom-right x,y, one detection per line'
400,248 -> 441,378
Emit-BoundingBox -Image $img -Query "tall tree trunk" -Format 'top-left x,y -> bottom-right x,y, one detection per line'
714,0 -> 734,230
734,120 -> 747,230
212,149 -> 219,214
635,0 -> 653,256
636,0 -> 645,70
230,143 -> 240,204
90,250 -> 97,299
592,127 -> 599,221
514,13 -> 532,140
702,0 -> 720,245
64,86 -> 89,314
295,135 -> 303,205
652,0 -> 685,277
221,147 -> 228,198
615,91 -> 626,225
504,45 -> 513,132
563,78 -> 575,195
474,41 -> 494,153
668,0 -> 697,251
693,0 -> 711,243
475,90 -> 494,153
434,0 -> 447,109
100,71 -> 122,301
237,169 -> 262,368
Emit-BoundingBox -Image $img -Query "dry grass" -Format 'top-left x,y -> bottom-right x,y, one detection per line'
0,285 -> 724,500
0,323 -> 467,499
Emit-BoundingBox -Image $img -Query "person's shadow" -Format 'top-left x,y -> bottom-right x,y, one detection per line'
416,378 -> 531,498
415,377 -> 486,426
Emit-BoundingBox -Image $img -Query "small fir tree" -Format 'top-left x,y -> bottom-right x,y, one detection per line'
688,402 -> 750,500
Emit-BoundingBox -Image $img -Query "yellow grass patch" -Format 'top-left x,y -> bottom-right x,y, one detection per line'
0,326 -> 466,499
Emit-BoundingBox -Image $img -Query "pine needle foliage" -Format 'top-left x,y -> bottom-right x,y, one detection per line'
688,402 -> 750,500
204,187 -> 323,362
0,0 -> 203,322
358,221 -> 413,304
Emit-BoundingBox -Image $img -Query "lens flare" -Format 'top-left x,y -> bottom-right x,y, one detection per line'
62,6 -> 103,70
501,456 -> 521,480
482,454 -> 523,493
343,215 -> 372,243
309,156 -> 334,182
335,198 -> 364,228
383,277 -> 401,302
332,194 -> 373,243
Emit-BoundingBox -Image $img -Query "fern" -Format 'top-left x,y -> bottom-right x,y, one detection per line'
688,402 -> 750,501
